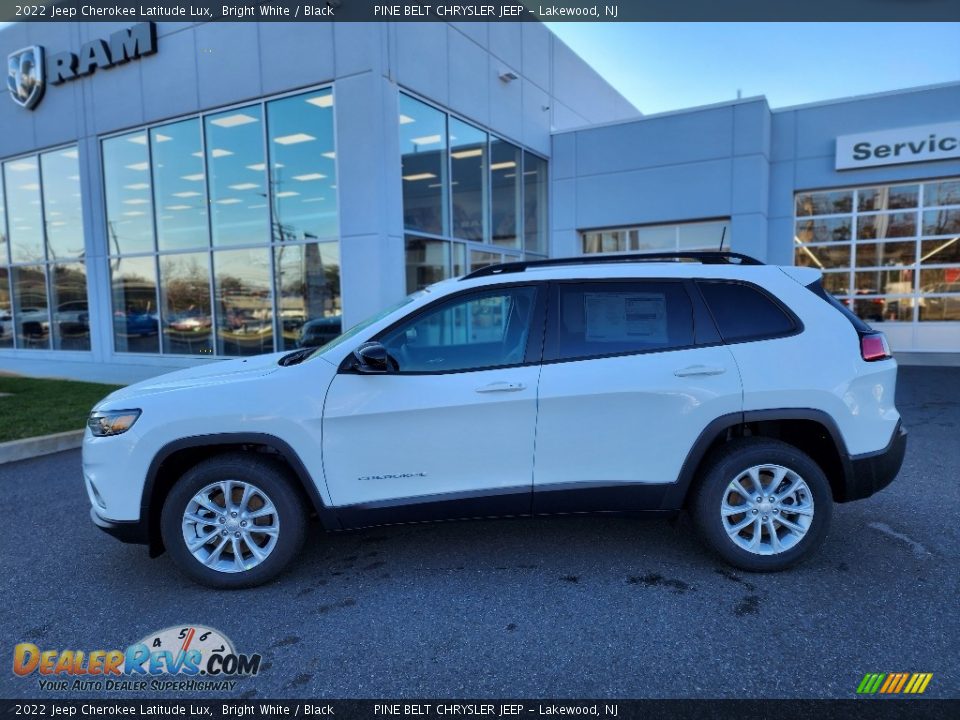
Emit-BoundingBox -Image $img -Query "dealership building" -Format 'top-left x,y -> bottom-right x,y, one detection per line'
1,20 -> 958,382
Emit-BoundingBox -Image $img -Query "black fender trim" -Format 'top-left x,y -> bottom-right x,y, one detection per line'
660,408 -> 854,510
142,433 -> 340,550
661,411 -> 743,510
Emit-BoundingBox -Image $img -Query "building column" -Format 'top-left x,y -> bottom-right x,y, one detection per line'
334,71 -> 406,328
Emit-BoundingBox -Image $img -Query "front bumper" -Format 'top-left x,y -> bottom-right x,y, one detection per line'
90,507 -> 148,545
841,421 -> 907,502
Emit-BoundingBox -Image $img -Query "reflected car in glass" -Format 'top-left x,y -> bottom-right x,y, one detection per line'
54,301 -> 90,336
114,310 -> 159,337
297,316 -> 343,348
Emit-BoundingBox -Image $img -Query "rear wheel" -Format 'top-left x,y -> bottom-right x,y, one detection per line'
690,439 -> 833,572
160,453 -> 308,589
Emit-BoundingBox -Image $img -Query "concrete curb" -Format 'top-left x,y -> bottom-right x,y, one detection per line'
0,430 -> 84,465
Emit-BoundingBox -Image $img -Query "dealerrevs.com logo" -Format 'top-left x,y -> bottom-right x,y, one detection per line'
13,625 -> 262,692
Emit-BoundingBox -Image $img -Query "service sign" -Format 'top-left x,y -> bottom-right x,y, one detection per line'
835,121 -> 960,170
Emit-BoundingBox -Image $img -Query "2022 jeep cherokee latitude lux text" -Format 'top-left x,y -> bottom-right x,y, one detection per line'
84,252 -> 907,588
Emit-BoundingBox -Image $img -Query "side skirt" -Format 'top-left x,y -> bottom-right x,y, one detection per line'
333,483 -> 676,531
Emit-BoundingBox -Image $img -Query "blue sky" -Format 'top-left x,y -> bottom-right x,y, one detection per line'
546,22 -> 960,114
2,21 -> 957,115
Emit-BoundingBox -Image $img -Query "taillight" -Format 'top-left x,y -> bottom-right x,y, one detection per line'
860,332 -> 892,362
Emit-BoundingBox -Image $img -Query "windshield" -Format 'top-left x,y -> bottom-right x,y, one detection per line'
307,291 -> 426,359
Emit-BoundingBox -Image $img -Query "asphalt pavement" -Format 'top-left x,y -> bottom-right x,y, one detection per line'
0,366 -> 957,699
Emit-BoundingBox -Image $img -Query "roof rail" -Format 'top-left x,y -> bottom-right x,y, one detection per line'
460,251 -> 764,281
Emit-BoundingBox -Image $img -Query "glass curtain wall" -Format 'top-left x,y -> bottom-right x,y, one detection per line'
101,86 -> 340,356
581,220 -> 731,255
0,146 -> 89,351
400,93 -> 548,292
794,179 -> 960,323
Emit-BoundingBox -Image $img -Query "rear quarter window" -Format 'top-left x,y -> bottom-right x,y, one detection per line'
805,279 -> 872,333
697,281 -> 798,343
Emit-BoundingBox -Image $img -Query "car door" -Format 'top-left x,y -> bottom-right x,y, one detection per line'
322,283 -> 545,520
533,279 -> 742,513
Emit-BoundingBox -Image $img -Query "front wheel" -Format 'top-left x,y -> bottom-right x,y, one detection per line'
690,439 -> 833,572
160,453 -> 308,589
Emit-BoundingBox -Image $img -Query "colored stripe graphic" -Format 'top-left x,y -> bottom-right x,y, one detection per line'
893,673 -> 910,693
906,673 -> 933,694
857,673 -> 885,694
881,673 -> 906,693
857,673 -> 932,694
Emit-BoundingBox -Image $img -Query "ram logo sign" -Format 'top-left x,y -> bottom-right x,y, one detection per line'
7,46 -> 45,110
5,23 -> 157,111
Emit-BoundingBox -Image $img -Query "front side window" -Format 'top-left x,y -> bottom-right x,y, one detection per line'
381,286 -> 538,373
553,281 -> 694,361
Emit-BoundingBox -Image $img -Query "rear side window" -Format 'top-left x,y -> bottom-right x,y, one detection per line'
697,281 -> 797,342
553,281 -> 694,361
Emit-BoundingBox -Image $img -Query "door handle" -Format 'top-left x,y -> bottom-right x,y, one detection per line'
674,365 -> 727,377
475,381 -> 526,393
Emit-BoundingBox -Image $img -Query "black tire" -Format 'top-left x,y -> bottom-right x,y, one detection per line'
160,453 -> 308,589
690,438 -> 833,572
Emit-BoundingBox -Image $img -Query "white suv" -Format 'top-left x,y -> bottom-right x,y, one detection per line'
83,252 -> 907,588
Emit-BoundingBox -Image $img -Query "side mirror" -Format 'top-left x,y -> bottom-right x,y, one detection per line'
352,341 -> 397,373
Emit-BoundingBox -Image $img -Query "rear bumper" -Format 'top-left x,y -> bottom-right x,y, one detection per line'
841,421 -> 907,502
90,507 -> 148,545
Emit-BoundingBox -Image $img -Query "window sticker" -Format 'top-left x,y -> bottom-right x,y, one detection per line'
584,292 -> 667,344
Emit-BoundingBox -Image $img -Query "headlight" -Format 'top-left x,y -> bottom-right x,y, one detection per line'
87,409 -> 141,437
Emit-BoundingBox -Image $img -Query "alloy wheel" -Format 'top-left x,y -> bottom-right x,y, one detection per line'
720,464 -> 814,555
181,480 -> 280,573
